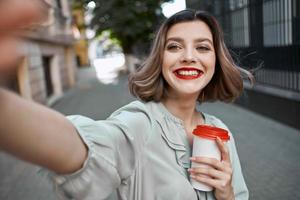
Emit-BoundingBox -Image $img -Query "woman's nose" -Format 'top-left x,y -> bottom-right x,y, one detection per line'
180,49 -> 196,64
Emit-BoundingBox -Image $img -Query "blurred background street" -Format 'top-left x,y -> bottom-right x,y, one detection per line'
0,0 -> 300,199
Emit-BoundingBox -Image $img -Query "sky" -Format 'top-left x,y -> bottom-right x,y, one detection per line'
161,0 -> 186,18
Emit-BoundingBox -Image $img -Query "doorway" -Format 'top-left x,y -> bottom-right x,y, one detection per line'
42,56 -> 53,97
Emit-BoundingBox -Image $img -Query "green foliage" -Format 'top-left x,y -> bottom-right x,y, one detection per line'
83,0 -> 171,54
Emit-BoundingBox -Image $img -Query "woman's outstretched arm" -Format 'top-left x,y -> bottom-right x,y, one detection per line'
0,88 -> 87,174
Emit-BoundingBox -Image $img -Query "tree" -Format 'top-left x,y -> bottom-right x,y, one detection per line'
84,0 -> 170,55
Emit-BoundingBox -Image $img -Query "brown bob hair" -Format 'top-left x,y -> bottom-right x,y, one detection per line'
129,9 -> 253,103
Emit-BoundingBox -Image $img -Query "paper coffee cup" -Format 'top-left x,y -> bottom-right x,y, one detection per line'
190,125 -> 230,191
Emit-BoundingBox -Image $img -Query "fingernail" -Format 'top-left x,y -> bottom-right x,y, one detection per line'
190,157 -> 195,161
190,175 -> 196,179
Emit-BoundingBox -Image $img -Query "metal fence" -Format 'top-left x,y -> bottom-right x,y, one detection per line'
193,0 -> 300,93
232,46 -> 300,92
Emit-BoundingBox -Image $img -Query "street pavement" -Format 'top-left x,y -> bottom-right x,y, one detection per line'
0,67 -> 300,200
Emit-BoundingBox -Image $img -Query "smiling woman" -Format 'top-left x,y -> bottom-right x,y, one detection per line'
129,10 -> 253,103
1,8 -> 251,200
162,21 -> 216,97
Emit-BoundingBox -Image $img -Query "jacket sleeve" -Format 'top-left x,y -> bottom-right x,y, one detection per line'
39,102 -> 153,200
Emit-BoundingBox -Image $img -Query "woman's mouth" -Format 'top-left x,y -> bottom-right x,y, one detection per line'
173,68 -> 203,80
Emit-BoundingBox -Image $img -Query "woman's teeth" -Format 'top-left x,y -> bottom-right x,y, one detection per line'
177,70 -> 199,76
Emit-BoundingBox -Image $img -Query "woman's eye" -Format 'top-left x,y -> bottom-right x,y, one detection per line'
196,46 -> 210,51
166,44 -> 181,51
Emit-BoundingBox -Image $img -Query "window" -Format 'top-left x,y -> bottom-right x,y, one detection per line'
263,0 -> 293,46
229,0 -> 250,47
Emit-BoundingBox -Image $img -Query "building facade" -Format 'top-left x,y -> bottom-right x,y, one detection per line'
72,2 -> 90,67
11,0 -> 78,105
187,0 -> 300,129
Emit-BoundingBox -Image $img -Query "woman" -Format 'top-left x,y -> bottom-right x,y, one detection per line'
0,9 -> 251,200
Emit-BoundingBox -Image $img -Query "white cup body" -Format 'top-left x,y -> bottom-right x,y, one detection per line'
191,136 -> 221,191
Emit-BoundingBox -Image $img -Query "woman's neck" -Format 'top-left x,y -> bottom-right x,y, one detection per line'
162,94 -> 201,129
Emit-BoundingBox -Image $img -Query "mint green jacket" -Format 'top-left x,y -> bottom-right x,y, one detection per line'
43,101 -> 248,200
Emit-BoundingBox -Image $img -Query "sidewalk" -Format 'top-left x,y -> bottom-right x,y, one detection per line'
0,67 -> 299,200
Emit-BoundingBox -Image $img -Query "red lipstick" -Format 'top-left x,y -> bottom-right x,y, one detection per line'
173,67 -> 203,80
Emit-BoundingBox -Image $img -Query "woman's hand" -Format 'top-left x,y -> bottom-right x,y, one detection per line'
0,0 -> 45,70
189,137 -> 234,200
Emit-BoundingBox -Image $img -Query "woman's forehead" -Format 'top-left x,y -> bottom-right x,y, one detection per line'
166,21 -> 213,42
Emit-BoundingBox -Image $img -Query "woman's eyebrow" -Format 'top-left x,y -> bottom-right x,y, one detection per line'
166,37 -> 183,43
194,38 -> 213,45
166,37 -> 213,45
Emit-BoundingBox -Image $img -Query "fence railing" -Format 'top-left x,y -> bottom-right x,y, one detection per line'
232,46 -> 300,93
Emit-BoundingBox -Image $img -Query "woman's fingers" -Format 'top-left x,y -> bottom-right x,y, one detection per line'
190,173 -> 230,190
0,0 -> 46,69
190,156 -> 230,172
0,0 -> 45,32
189,164 -> 233,191
216,137 -> 230,163
189,166 -> 224,179
189,158 -> 232,179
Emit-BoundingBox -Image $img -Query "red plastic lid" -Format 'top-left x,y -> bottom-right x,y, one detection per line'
192,125 -> 230,141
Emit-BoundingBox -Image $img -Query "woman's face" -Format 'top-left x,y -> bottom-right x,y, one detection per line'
162,20 -> 216,98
